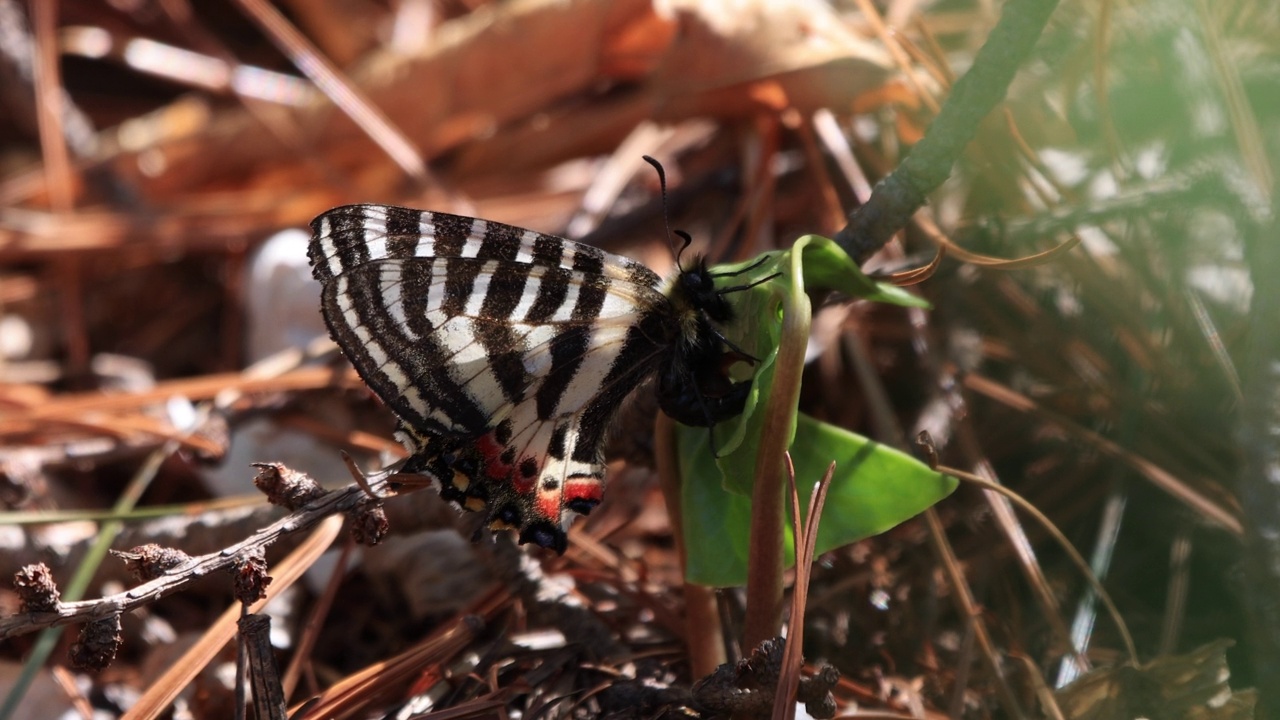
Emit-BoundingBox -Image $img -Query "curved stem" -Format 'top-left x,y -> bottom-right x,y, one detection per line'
742,250 -> 812,651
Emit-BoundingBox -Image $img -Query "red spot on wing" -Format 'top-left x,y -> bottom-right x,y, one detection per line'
564,476 -> 603,507
475,431 -> 542,495
474,432 -> 511,480
512,461 -> 538,494
536,493 -> 560,523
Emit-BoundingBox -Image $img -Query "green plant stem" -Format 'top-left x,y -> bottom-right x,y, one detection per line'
742,254 -> 812,652
834,0 -> 1061,264
0,495 -> 262,525
655,413 -> 725,677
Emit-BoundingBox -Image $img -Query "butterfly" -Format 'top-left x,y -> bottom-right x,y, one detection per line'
308,198 -> 768,553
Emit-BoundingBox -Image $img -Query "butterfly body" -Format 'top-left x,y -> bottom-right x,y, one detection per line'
309,203 -> 753,553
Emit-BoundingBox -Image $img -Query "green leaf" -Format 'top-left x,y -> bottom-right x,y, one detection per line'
672,235 -> 950,587
793,235 -> 932,309
679,413 -> 957,587
697,237 -> 929,490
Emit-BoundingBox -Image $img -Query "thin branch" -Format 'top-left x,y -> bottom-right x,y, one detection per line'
0,472 -> 386,640
834,0 -> 1061,264
743,256 -> 812,651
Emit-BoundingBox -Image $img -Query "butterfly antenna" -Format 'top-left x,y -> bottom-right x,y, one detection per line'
643,155 -> 690,266
674,230 -> 693,267
710,254 -> 772,279
716,271 -> 781,297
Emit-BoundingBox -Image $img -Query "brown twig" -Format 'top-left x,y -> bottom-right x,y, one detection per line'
773,456 -> 837,720
124,515 -> 345,720
835,0 -> 1061,264
0,470 -> 387,640
240,614 -> 289,720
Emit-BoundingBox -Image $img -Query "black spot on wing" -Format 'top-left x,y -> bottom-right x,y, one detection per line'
479,262 -> 528,318
474,319 -> 528,402
532,234 -> 564,266
431,213 -> 473,257
384,206 -> 423,257
548,423 -> 568,459
399,258 -> 437,339
495,418 -> 513,444
571,246 -> 605,275
536,326 -> 591,420
473,262 -> 533,402
571,275 -> 609,321
442,257 -> 482,316
520,457 -> 538,479
494,504 -> 522,527
534,274 -> 611,419
525,267 -> 571,323
479,222 -> 523,262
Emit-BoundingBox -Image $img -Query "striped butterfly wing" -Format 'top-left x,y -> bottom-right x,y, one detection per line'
309,204 -> 679,552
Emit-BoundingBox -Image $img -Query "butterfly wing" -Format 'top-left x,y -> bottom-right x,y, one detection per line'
311,203 -> 657,282
309,204 -> 677,551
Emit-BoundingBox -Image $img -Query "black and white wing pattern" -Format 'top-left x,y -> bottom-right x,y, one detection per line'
309,203 -> 753,553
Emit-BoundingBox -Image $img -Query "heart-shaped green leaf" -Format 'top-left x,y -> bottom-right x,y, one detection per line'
674,236 -> 952,587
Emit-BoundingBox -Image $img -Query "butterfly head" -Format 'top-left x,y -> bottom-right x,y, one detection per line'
674,253 -> 737,325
